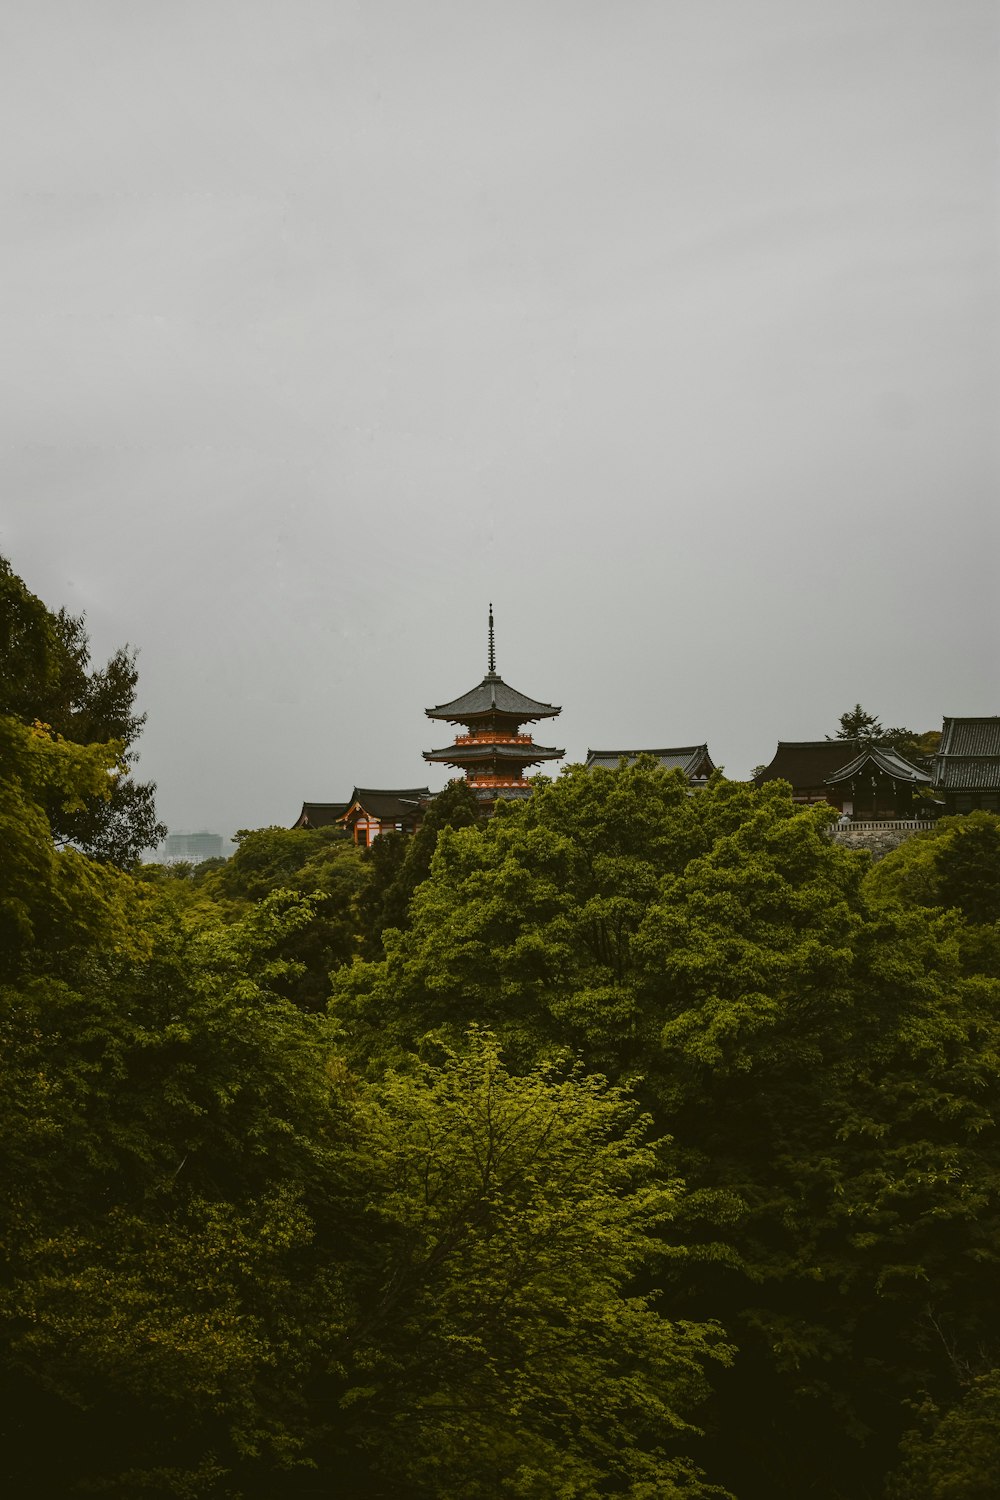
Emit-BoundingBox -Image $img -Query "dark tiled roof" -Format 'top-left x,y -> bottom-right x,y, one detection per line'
293,801 -> 348,829
824,745 -> 930,787
755,740 -> 863,787
585,746 -> 714,778
934,759 -> 1000,790
937,717 -> 1000,757
346,787 -> 432,820
424,742 -> 564,764
426,672 -> 561,723
932,717 -> 1000,792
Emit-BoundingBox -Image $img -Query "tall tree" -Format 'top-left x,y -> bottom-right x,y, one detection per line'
358,776 -> 486,954
832,702 -> 940,764
334,762 -> 1000,1498
835,702 -> 883,741
0,556 -> 164,864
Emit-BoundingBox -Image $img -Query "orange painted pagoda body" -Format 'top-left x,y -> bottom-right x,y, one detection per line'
424,608 -> 563,801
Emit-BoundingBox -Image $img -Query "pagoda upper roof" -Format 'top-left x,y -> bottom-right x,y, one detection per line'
425,671 -> 561,723
424,741 -> 564,765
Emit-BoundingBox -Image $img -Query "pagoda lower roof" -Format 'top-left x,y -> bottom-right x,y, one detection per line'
423,742 -> 564,765
425,672 -> 561,723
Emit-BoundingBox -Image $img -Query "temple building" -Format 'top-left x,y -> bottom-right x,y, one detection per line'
585,746 -> 715,786
754,739 -> 933,818
339,787 -> 431,846
423,607 -> 564,801
932,716 -> 1000,814
293,801 -> 349,830
292,789 -> 430,846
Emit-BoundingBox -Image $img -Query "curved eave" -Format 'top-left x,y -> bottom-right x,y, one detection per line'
824,747 -> 929,786
425,672 -> 562,723
424,743 -> 564,765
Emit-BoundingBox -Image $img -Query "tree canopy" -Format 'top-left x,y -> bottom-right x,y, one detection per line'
4,559 -> 998,1497
0,556 -> 165,863
1,576 -> 730,1498
833,702 -> 941,763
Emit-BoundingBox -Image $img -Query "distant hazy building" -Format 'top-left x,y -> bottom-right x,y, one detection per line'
160,831 -> 226,864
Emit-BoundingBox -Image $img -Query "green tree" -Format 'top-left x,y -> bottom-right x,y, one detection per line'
0,713 -> 142,982
328,1031 -> 733,1499
1,908 -> 731,1496
335,762 -> 1000,1498
836,703 -> 883,741
0,890 -> 361,1497
866,812 -> 1000,928
935,814 -> 1000,925
882,725 -> 942,763
832,702 -> 939,764
359,777 -> 485,954
0,556 -> 164,864
888,1371 -> 1000,1500
205,824 -> 369,1007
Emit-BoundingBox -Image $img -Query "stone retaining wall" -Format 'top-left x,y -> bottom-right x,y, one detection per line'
831,826 -> 932,860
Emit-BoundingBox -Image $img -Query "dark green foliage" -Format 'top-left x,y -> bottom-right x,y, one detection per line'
0,913 -> 729,1496
836,702 -> 884,741
358,777 -> 486,954
865,811 -> 1000,948
6,558 -> 1000,1497
0,556 -> 165,864
324,1033 -> 733,1499
935,815 -> 1000,925
204,824 -> 369,1007
335,764 -> 1000,1498
2,590 -> 729,1495
833,701 -> 940,763
888,1370 -> 1000,1499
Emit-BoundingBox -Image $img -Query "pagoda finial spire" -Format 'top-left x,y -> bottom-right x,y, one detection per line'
488,602 -> 496,674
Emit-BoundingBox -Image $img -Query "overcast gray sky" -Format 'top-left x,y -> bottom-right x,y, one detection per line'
2,0 -> 997,844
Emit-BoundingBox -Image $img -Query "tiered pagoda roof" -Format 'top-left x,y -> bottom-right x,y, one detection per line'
426,674 -> 561,724
424,606 -> 564,800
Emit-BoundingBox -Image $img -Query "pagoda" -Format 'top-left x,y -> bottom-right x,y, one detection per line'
423,606 -> 564,801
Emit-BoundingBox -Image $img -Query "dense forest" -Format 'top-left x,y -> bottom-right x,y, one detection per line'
2,555 -> 999,1498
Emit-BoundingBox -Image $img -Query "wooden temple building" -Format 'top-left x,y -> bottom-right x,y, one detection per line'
293,788 -> 430,846
585,746 -> 715,786
754,739 -> 933,818
423,607 -> 564,802
931,717 -> 1000,814
293,801 -> 349,830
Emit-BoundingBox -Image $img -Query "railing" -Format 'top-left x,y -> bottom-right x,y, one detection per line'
833,820 -> 937,833
454,734 -> 533,745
